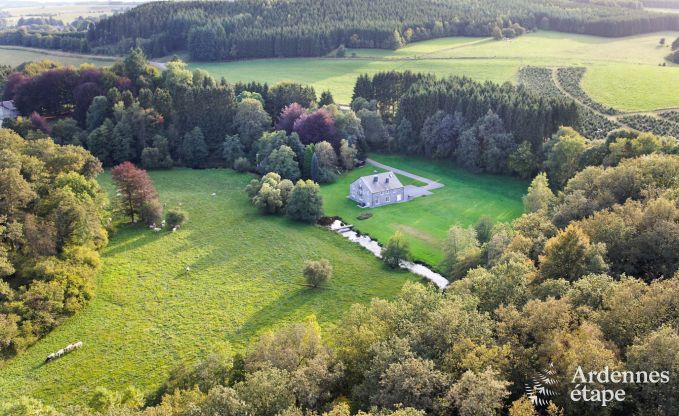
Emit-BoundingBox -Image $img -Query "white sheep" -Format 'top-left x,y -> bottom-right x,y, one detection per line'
153,227 -> 162,232
172,226 -> 179,232
211,192 -> 217,196
74,341 -> 83,349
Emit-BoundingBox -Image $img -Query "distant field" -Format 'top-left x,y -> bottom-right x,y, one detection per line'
189,57 -> 518,105
0,30 -> 676,112
0,46 -> 117,67
189,31 -> 679,111
0,169 -> 416,407
321,154 -> 527,267
2,3 -> 133,25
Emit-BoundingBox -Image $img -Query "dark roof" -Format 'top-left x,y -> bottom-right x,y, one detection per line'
355,171 -> 403,193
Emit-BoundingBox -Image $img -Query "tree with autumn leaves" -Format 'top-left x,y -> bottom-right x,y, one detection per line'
111,162 -> 162,225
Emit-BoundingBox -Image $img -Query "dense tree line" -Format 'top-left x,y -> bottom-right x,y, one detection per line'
0,29 -> 90,53
0,50 -> 372,188
0,128 -> 108,358
1,0 -> 672,59
352,71 -> 577,178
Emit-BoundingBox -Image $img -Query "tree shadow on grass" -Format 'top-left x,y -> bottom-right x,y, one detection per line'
103,227 -> 167,257
234,286 -> 318,343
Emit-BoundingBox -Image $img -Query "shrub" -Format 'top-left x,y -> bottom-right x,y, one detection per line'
357,212 -> 373,220
166,208 -> 188,229
303,259 -> 332,288
140,199 -> 163,226
233,157 -> 252,172
382,231 -> 411,268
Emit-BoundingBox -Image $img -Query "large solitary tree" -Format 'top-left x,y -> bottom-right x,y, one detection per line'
111,162 -> 160,224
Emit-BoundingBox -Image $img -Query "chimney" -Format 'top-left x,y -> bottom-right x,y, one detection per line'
373,176 -> 378,183
385,177 -> 389,184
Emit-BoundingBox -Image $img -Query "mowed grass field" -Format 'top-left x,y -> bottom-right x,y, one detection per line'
0,169 -> 417,407
189,31 -> 679,111
0,46 -> 117,67
321,155 -> 527,267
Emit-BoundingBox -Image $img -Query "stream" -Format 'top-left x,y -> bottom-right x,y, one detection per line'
329,220 -> 450,289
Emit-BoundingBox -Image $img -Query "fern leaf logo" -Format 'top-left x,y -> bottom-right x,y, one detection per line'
525,363 -> 559,407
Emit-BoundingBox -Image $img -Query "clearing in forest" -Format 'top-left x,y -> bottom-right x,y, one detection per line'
0,169 -> 417,407
321,154 -> 527,267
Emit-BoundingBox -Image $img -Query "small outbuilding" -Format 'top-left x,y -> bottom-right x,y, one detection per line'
349,171 -> 405,208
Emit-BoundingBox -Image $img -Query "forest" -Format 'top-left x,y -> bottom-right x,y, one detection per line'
1,0 -> 679,59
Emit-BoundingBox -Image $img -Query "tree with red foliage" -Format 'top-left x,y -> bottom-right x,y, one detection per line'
2,72 -> 30,100
29,112 -> 50,134
73,82 -> 104,126
292,108 -> 338,148
13,68 -> 80,116
276,102 -> 305,134
111,162 -> 161,224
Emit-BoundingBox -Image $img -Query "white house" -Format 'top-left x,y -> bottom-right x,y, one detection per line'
0,101 -> 18,127
349,171 -> 405,207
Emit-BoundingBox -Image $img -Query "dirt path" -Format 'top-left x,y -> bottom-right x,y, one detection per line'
366,158 -> 444,191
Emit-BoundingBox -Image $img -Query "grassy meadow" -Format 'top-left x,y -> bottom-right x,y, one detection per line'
0,169 -> 417,407
320,155 -> 527,267
0,46 -> 117,67
188,31 -> 679,111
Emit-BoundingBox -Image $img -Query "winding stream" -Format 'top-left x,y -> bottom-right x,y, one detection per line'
329,220 -> 450,289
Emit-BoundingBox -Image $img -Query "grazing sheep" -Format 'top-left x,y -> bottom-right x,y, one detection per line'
44,341 -> 83,363
211,192 -> 217,196
172,226 -> 179,232
153,227 -> 162,232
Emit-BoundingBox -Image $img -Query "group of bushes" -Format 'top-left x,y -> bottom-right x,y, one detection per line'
245,173 -> 324,224
619,114 -> 679,138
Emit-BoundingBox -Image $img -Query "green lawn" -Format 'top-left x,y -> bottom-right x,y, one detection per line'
321,155 -> 527,267
0,46 -> 117,67
582,63 -> 679,111
0,169 -> 416,407
189,31 -> 679,110
188,57 -> 518,105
